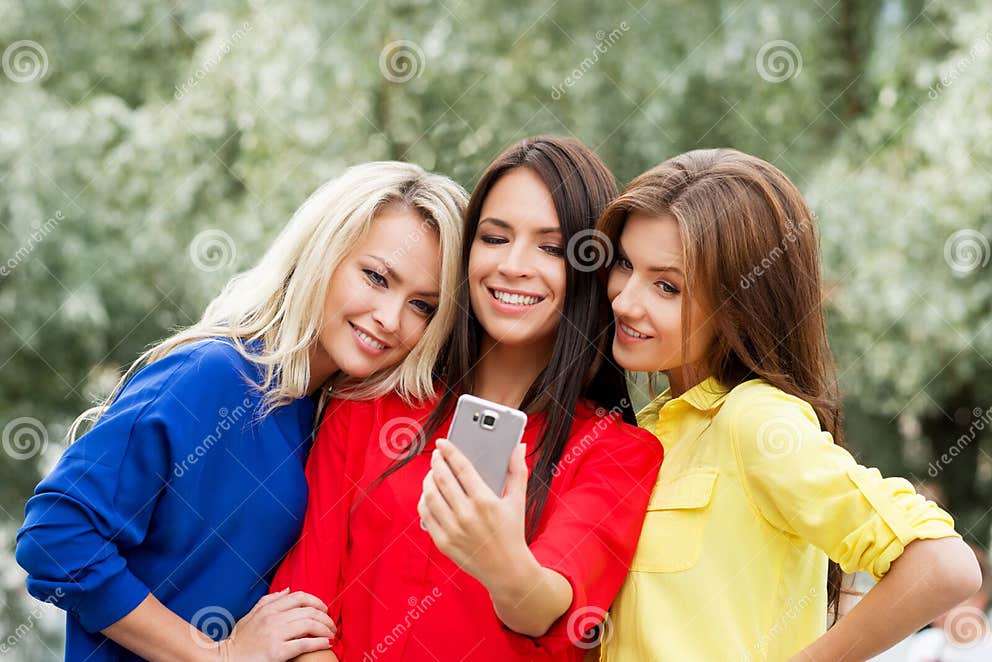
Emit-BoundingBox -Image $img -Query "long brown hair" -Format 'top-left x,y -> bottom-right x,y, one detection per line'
375,135 -> 635,540
598,147 -> 845,612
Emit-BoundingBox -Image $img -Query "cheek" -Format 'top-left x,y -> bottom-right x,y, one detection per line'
606,271 -> 623,301
467,244 -> 490,280
397,313 -> 430,349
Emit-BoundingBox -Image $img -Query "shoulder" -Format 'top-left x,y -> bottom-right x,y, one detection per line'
321,389 -> 438,428
717,379 -> 830,465
116,338 -> 264,421
717,379 -> 820,430
566,399 -> 664,462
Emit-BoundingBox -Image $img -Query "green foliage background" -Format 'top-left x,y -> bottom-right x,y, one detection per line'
1,0 -> 990,657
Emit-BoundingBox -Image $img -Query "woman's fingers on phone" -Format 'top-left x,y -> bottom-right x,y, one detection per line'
421,476 -> 458,532
429,450 -> 469,510
435,438 -> 491,500
503,443 -> 528,499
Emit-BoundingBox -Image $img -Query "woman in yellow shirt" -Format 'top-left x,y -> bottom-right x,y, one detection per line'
595,148 -> 982,661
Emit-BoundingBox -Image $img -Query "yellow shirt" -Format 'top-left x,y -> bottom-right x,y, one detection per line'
602,377 -> 959,662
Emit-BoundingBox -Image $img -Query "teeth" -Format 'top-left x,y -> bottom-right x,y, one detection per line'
354,327 -> 386,350
620,323 -> 649,339
492,289 -> 542,306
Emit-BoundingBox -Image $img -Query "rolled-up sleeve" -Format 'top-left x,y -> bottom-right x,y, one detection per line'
15,340 -> 253,632
731,389 -> 958,580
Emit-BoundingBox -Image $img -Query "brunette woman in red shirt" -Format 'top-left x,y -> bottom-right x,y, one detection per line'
271,136 -> 663,661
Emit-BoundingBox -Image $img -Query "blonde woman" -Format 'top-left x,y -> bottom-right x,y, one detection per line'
15,162 -> 466,662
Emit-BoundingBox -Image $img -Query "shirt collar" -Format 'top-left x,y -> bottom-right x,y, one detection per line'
636,376 -> 731,429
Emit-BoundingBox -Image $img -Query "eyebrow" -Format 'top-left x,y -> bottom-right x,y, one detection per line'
367,255 -> 440,298
480,217 -> 561,235
617,243 -> 684,276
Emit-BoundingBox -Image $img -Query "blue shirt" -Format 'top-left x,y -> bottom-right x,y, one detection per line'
15,337 -> 318,661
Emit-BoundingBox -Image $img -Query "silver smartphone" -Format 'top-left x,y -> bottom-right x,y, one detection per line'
446,394 -> 528,496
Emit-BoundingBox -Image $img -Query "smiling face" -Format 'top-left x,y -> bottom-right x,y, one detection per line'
467,167 -> 566,351
315,203 -> 442,380
606,211 -> 715,389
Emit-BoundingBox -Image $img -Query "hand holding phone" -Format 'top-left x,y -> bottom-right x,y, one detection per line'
445,394 -> 527,495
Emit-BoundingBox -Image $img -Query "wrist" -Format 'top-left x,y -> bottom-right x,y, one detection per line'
192,636 -> 227,662
486,544 -> 542,605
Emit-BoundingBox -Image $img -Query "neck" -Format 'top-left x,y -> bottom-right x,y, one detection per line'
472,334 -> 553,409
307,342 -> 338,396
665,365 -> 709,399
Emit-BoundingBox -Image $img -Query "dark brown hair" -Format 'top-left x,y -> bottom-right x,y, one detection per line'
598,147 -> 845,612
377,135 -> 634,539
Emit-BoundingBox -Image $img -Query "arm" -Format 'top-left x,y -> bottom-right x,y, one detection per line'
419,441 -> 570,636
420,424 -> 662,641
791,537 -> 980,661
100,593 -> 219,662
15,345 -> 333,661
488,530 -> 574,636
731,390 -> 979,660
103,590 -> 335,662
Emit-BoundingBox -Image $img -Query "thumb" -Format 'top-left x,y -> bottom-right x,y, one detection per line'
504,443 -> 528,499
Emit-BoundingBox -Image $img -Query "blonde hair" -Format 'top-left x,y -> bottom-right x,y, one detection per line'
69,161 -> 467,442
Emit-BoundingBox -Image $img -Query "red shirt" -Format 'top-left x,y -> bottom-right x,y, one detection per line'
271,393 -> 662,661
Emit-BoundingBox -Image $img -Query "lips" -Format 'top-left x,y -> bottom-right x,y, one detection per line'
616,320 -> 654,344
487,286 -> 546,307
349,321 -> 390,353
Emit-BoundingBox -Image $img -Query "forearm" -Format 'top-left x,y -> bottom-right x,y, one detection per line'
487,548 -> 573,637
101,593 -> 219,662
792,536 -> 982,661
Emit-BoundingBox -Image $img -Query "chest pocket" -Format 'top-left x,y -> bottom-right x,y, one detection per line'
630,468 -> 718,573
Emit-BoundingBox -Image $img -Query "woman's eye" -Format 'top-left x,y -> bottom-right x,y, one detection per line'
615,256 -> 633,271
541,245 -> 564,257
657,281 -> 680,295
363,268 -> 387,287
411,300 -> 436,316
480,235 -> 508,245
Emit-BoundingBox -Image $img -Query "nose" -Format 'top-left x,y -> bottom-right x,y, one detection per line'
611,278 -> 646,321
370,294 -> 404,336
497,241 -> 534,279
